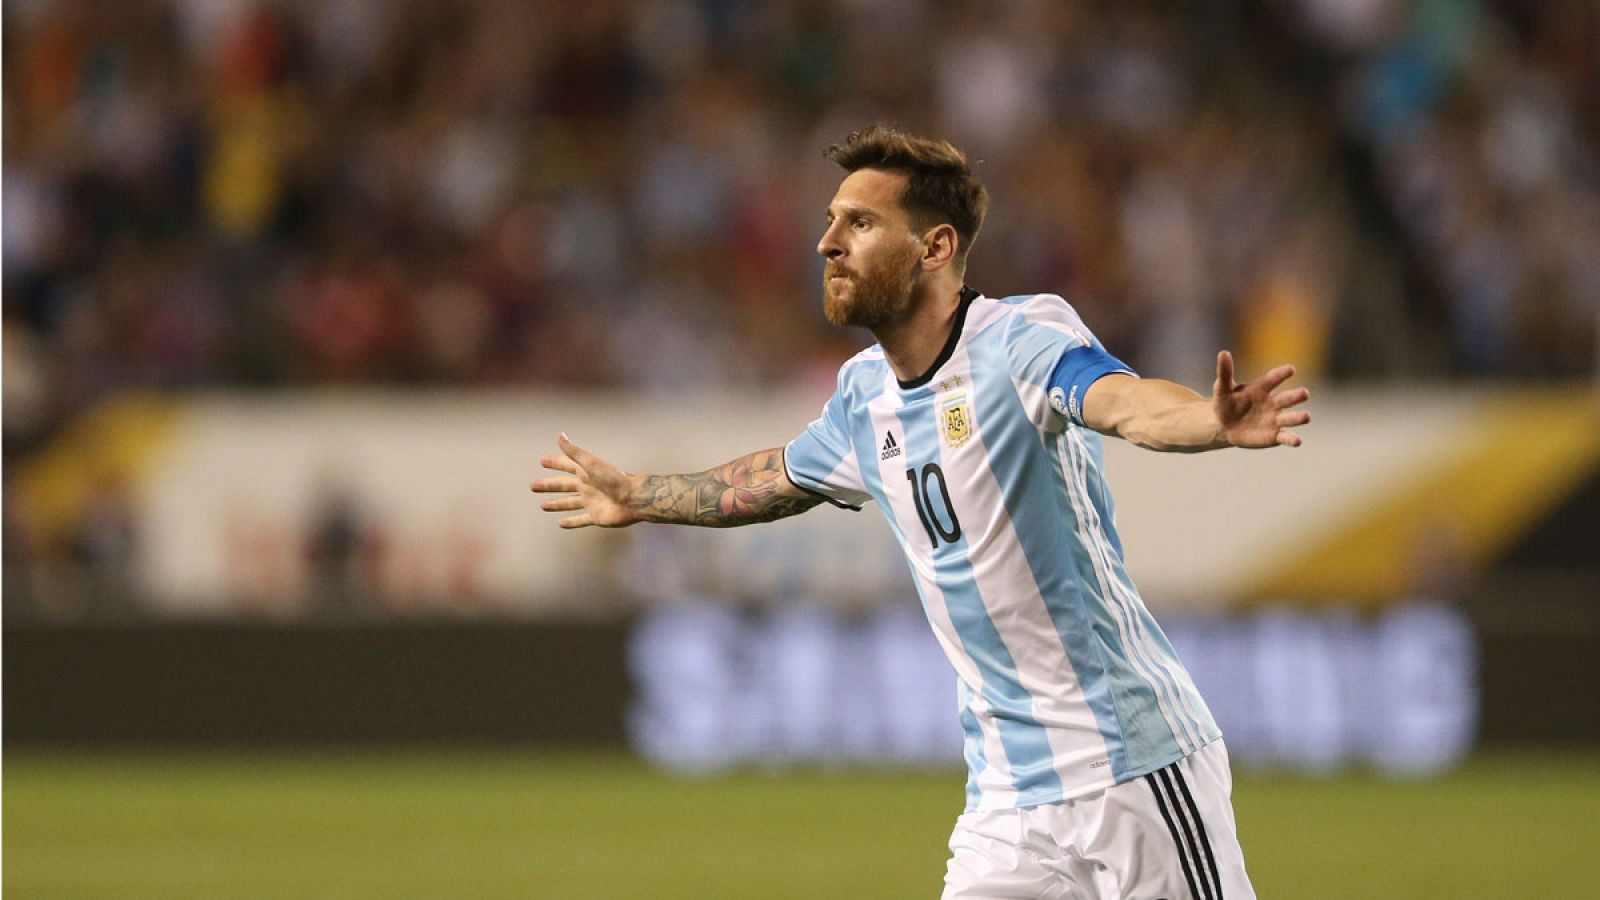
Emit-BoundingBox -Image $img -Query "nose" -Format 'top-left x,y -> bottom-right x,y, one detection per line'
817,221 -> 844,259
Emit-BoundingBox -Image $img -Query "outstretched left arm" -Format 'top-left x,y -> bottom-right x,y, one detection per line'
1081,351 -> 1310,452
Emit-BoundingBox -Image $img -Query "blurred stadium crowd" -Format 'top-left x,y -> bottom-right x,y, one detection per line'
3,0 -> 1597,609
6,0 -> 1598,444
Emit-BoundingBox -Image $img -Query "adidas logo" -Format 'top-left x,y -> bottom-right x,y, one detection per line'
880,431 -> 902,460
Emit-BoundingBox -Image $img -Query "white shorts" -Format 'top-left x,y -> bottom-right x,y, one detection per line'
943,740 -> 1254,900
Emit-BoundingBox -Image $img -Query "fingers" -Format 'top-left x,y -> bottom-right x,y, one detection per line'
1254,363 -> 1297,394
1215,351 -> 1235,393
557,432 -> 601,470
1273,385 -> 1310,409
540,496 -> 587,512
534,434 -> 587,493
540,453 -> 581,476
533,434 -> 602,527
529,475 -> 579,493
532,481 -> 593,524
1270,377 -> 1308,446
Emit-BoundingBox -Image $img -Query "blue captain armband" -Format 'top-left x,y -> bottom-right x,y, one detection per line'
1046,344 -> 1136,427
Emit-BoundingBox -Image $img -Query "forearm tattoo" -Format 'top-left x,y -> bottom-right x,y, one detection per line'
638,449 -> 822,527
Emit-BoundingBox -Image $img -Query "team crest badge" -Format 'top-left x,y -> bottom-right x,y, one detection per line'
940,394 -> 973,448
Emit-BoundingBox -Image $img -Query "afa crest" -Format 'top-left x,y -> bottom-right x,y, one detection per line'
940,394 -> 974,447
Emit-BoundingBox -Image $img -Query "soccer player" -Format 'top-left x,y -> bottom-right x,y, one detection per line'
532,124 -> 1308,899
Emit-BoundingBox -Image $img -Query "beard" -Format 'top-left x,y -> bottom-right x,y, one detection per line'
822,242 -> 920,329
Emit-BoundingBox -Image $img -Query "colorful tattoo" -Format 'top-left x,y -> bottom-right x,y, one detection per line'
639,449 -> 822,527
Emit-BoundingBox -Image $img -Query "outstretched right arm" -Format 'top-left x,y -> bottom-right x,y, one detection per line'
530,433 -> 822,529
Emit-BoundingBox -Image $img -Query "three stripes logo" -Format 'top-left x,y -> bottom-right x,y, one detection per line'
1145,764 -> 1225,899
880,431 -> 902,461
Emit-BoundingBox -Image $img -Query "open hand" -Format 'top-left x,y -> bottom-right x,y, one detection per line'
529,434 -> 641,528
1212,351 -> 1310,448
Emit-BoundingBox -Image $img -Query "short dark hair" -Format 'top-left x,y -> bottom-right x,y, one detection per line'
824,124 -> 988,267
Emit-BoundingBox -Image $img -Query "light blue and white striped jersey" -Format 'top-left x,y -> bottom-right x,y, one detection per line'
785,289 -> 1220,812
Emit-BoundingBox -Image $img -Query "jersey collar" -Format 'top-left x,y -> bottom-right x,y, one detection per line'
896,286 -> 979,390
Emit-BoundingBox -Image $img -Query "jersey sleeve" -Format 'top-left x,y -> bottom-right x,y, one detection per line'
1004,294 -> 1136,432
784,385 -> 871,511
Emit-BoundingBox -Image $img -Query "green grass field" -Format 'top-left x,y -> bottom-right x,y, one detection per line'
7,749 -> 1599,898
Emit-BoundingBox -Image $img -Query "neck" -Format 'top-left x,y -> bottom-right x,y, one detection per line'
872,280 -> 965,384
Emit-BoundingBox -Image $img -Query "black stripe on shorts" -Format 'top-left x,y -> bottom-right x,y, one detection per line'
1145,763 -> 1223,900
1173,766 -> 1223,899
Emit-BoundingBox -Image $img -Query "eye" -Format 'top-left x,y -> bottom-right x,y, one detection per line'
851,218 -> 870,231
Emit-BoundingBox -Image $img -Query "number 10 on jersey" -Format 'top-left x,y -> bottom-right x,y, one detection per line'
906,463 -> 962,547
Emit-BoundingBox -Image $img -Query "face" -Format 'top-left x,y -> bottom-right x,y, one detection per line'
817,169 -> 925,329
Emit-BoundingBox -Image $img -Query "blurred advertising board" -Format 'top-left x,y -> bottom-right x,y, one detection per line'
13,386 -> 1597,618
627,600 -> 1478,776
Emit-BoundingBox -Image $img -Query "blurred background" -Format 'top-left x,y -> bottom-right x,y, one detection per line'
5,0 -> 1599,896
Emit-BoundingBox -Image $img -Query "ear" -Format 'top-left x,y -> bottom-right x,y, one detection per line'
919,223 -> 959,271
